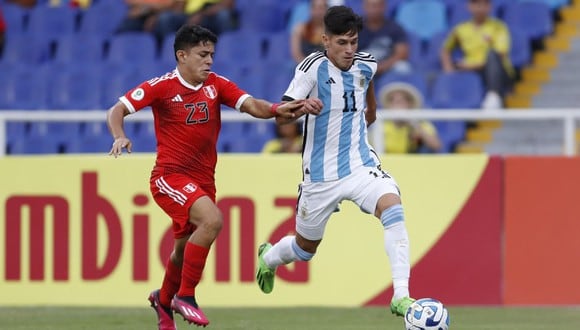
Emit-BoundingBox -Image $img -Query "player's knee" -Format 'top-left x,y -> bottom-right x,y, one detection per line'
206,212 -> 223,234
380,204 -> 405,229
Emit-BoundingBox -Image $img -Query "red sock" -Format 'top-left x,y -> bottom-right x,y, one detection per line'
177,242 -> 210,298
159,259 -> 182,307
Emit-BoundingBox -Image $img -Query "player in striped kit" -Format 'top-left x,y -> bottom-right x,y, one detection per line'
107,25 -> 303,329
256,5 -> 415,318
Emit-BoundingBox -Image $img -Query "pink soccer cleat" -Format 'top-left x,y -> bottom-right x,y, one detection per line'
171,295 -> 209,327
148,289 -> 177,330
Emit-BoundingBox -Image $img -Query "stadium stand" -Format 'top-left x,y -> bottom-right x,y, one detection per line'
0,0 -> 567,154
456,0 -> 574,154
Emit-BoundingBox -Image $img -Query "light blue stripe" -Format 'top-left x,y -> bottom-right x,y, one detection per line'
292,238 -> 314,261
357,62 -> 376,166
381,204 -> 405,228
338,70 -> 355,178
310,60 -> 331,181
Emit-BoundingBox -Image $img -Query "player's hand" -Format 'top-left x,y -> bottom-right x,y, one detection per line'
301,98 -> 323,115
109,137 -> 132,158
275,100 -> 305,118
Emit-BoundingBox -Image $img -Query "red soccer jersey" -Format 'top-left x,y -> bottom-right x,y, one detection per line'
120,69 -> 249,188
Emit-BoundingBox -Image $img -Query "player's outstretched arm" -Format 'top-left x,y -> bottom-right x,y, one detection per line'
275,97 -> 323,125
107,101 -> 132,158
240,98 -> 304,119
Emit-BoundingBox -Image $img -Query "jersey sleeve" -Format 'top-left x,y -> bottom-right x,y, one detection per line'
216,74 -> 250,111
442,26 -> 458,51
119,80 -> 159,113
283,55 -> 319,100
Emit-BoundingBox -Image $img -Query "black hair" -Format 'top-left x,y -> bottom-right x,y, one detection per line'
323,5 -> 363,37
173,25 -> 218,61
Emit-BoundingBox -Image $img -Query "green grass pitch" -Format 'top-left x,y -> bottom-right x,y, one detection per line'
1,306 -> 579,329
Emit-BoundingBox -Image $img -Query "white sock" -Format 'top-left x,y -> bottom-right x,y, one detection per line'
263,236 -> 298,268
384,221 -> 411,300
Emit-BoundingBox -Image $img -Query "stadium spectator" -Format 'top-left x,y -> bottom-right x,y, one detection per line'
440,0 -> 514,110
378,82 -> 441,153
151,0 -> 237,43
358,0 -> 411,77
255,5 -> 415,321
115,0 -> 174,34
290,0 -> 326,63
106,24 -> 303,329
262,122 -> 303,153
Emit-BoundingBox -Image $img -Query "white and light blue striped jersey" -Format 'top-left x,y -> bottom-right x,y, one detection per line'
283,51 -> 379,183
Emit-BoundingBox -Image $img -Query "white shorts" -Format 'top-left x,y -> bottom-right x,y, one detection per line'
295,165 -> 400,240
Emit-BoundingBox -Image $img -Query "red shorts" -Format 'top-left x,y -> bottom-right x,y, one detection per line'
150,173 -> 216,239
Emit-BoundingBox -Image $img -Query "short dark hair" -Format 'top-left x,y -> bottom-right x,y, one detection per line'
324,5 -> 363,36
173,25 -> 218,61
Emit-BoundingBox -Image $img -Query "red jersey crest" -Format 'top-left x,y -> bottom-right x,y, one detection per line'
203,85 -> 217,99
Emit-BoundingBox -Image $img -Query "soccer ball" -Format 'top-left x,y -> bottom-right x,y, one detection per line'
404,298 -> 450,330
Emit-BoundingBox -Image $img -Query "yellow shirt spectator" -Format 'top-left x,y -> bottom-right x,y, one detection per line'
384,121 -> 439,154
443,18 -> 513,74
378,82 -> 442,154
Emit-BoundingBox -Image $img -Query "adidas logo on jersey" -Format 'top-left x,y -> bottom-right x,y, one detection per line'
325,77 -> 336,85
171,94 -> 183,102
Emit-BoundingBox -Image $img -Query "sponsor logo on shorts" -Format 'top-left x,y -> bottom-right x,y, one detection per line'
183,183 -> 197,193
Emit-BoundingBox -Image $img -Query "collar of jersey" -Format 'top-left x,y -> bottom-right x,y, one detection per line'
176,68 -> 204,91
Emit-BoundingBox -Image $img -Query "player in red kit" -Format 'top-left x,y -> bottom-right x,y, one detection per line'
107,25 -> 303,329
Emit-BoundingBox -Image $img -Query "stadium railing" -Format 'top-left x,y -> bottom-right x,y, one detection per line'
0,108 -> 579,157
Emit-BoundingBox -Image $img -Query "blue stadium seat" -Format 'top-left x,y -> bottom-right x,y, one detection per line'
78,1 -> 127,37
433,120 -> 466,153
65,134 -> 112,154
396,0 -> 448,40
430,72 -> 484,109
53,34 -> 106,64
27,6 -> 78,43
509,28 -> 532,69
502,2 -> 553,40
447,2 -> 471,27
264,31 -> 293,64
132,133 -> 157,153
238,0 -> 287,32
29,121 -> 83,143
9,135 -> 62,154
0,36 -> 51,64
5,122 -> 29,154
106,32 -> 158,65
517,0 -> 569,10
259,61 -> 295,101
47,66 -> 103,110
375,71 -> 429,105
160,34 -> 176,63
1,3 -> 29,36
101,68 -> 146,108
420,31 -> 448,73
406,32 -> 426,71
237,74 -> 266,99
0,65 -> 48,109
214,31 -> 264,67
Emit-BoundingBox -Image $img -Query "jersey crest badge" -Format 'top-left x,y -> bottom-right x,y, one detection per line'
183,183 -> 197,193
359,77 -> 365,88
203,85 -> 217,99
